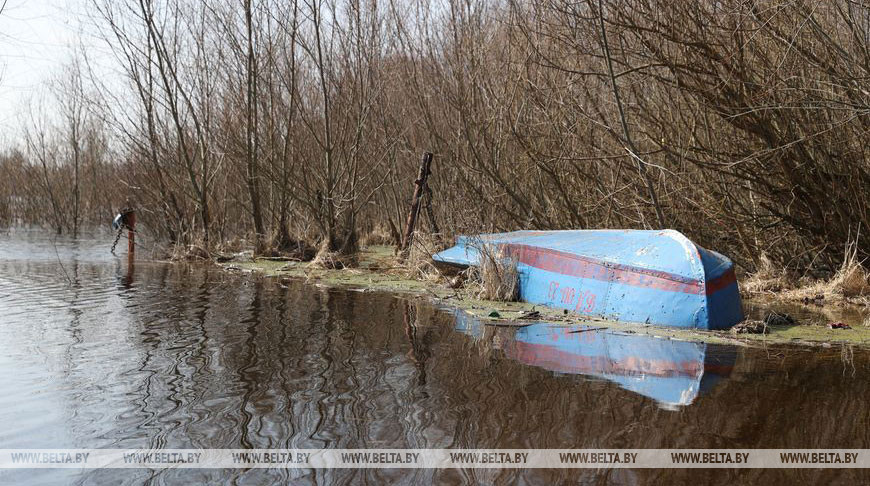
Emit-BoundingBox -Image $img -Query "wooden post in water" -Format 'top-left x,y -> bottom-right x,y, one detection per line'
399,152 -> 433,261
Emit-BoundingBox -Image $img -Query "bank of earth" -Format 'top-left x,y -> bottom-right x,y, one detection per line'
218,245 -> 870,349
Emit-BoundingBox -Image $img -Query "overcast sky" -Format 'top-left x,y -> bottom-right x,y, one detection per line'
0,0 -> 101,143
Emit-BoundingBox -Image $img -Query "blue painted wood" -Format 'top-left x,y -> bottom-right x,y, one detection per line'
433,229 -> 744,330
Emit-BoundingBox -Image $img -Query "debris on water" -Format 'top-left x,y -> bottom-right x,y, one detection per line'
488,311 -> 501,318
801,294 -> 825,306
260,255 -> 300,262
517,310 -> 541,320
732,320 -> 769,334
763,311 -> 796,327
186,245 -> 210,260
234,250 -> 254,260
568,326 -> 607,334
828,322 -> 852,330
485,321 -> 532,328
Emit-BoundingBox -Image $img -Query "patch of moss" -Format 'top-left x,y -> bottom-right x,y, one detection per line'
751,323 -> 870,345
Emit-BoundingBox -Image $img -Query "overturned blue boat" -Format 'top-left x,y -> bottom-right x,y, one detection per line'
433,230 -> 743,330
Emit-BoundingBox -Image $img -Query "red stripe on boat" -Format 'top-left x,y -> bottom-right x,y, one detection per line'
500,243 -> 736,296
704,268 -> 737,295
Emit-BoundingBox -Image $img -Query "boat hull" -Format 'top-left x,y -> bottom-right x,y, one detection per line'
433,230 -> 743,330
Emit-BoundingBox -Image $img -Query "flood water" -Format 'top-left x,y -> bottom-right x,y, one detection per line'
1,229 -> 868,485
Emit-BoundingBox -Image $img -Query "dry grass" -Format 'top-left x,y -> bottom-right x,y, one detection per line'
403,231 -> 446,282
264,232 -> 317,260
360,224 -> 398,247
828,243 -> 870,298
742,253 -> 792,294
466,241 -> 519,302
821,262 -> 870,300
745,241 -> 870,305
308,240 -> 357,269
167,237 -> 211,261
779,241 -> 870,304
215,236 -> 247,254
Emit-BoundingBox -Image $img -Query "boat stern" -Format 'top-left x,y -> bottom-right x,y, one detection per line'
696,247 -> 744,330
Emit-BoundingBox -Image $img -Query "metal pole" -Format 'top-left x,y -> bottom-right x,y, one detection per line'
127,210 -> 136,256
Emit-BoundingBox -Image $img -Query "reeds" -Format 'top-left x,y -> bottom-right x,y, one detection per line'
829,240 -> 870,298
403,231 -> 445,282
466,240 -> 519,302
742,253 -> 791,294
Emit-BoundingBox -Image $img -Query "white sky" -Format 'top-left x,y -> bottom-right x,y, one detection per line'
0,0 -> 99,144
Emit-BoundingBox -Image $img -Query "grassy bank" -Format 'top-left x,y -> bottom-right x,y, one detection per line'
218,245 -> 870,349
743,250 -> 870,305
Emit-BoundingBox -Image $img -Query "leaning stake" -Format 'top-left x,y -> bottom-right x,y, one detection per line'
400,152 -> 434,261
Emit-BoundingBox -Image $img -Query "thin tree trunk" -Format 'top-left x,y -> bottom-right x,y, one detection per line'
597,0 -> 666,229
245,0 -> 265,254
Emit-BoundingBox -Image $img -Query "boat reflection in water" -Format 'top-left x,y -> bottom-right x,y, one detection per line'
454,313 -> 736,409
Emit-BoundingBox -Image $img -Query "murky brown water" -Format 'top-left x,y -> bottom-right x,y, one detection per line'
1,230 -> 868,485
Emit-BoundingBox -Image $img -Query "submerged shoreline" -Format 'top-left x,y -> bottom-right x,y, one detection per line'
215,245 -> 870,349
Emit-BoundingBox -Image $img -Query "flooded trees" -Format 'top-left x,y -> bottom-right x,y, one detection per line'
208,0 -> 267,253
95,0 -> 218,248
13,60 -> 107,236
87,0 -> 393,256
